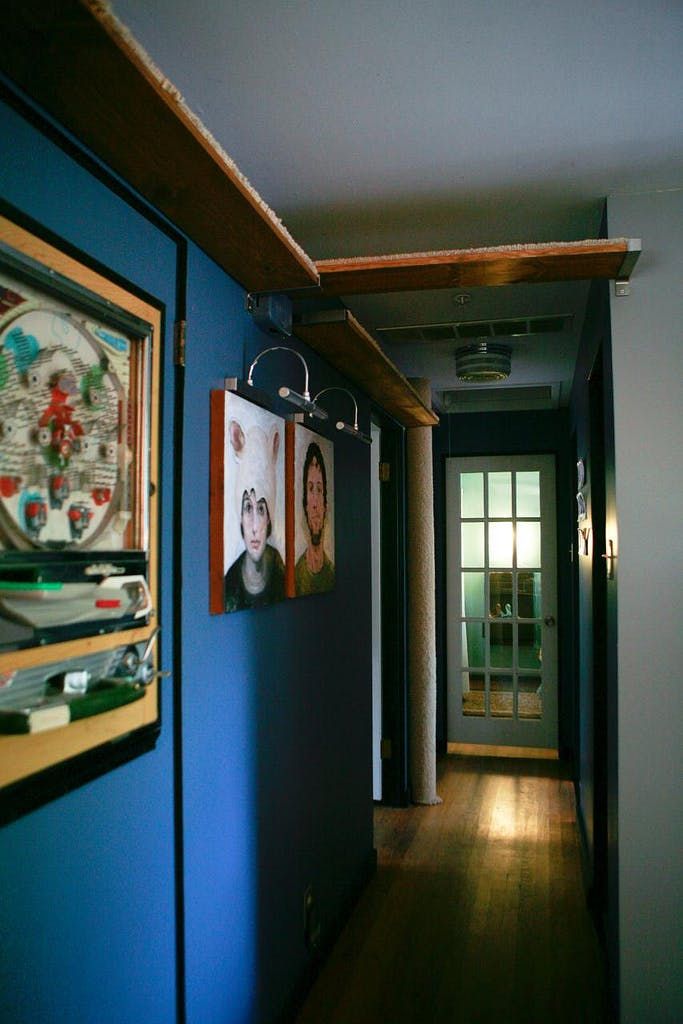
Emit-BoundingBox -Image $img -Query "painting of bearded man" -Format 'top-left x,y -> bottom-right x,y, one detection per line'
294,426 -> 335,597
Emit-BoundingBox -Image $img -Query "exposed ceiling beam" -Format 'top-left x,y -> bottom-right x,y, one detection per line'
317,239 -> 641,295
1,0 -> 318,293
294,311 -> 438,427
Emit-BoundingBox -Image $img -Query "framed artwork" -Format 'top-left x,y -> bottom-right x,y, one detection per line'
0,214 -> 161,813
576,490 -> 587,523
210,390 -> 286,613
576,458 -> 586,491
575,457 -> 590,556
289,421 -> 335,598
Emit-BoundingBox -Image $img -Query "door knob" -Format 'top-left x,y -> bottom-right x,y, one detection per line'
544,615 -> 556,627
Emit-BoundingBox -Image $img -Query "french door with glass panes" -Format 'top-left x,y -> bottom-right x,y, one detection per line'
446,455 -> 558,748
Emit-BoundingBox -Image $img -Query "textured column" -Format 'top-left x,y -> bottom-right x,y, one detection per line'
406,379 -> 441,805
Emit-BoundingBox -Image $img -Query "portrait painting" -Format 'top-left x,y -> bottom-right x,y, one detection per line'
292,423 -> 335,597
210,390 -> 286,614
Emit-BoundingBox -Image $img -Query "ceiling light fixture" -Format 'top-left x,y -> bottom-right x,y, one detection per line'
455,342 -> 511,382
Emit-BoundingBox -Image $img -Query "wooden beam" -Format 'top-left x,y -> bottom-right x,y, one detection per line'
0,0 -> 318,293
294,311 -> 438,428
317,239 -> 642,295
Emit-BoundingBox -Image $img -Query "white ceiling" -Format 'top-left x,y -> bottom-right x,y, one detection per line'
113,0 -> 683,410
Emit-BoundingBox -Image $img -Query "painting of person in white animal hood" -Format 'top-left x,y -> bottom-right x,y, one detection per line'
222,394 -> 285,612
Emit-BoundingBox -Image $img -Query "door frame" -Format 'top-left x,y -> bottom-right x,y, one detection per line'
372,407 -> 409,806
587,346 -> 609,926
370,419 -> 383,800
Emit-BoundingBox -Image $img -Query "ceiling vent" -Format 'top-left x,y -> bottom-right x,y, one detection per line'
439,384 -> 559,413
377,313 -> 572,344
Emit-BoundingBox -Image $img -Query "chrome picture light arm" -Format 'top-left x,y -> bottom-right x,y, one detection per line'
312,386 -> 372,444
246,345 -> 328,420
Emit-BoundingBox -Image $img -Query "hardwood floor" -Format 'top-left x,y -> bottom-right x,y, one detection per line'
295,755 -> 608,1024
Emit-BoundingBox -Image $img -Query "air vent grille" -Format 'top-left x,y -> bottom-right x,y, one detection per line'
440,384 -> 558,413
378,313 -> 572,344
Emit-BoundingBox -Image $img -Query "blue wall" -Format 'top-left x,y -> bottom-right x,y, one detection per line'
180,247 -> 375,1023
0,84 -> 375,1023
0,93 -> 178,1024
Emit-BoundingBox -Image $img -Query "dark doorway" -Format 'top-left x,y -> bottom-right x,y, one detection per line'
373,410 -> 409,806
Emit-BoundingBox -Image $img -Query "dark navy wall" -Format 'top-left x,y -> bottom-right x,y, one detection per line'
0,85 -> 375,1024
432,410 -> 573,754
568,274 -> 619,1002
0,95 -> 178,1023
565,276 -> 614,884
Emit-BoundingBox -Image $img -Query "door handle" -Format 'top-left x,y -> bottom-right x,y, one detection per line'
544,616 -> 556,627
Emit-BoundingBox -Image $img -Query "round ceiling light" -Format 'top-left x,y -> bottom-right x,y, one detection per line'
455,342 -> 511,382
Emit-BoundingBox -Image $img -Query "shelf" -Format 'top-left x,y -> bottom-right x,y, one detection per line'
294,311 -> 438,427
1,0 -> 436,426
1,0 -> 318,293
1,3 -> 642,430
317,239 -> 641,295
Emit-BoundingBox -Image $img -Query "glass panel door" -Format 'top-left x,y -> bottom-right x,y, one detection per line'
446,455 -> 557,748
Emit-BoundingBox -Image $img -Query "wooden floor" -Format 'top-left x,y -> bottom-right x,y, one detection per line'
295,755 -> 608,1024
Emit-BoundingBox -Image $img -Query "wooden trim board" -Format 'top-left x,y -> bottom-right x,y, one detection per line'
317,239 -> 642,295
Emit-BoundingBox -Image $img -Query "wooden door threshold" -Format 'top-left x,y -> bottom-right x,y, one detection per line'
447,742 -> 559,760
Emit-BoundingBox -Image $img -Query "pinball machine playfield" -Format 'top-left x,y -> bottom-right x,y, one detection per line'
0,214 -> 162,813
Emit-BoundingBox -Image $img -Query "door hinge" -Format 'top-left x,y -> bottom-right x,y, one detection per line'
379,461 -> 391,483
380,738 -> 392,759
174,319 -> 187,367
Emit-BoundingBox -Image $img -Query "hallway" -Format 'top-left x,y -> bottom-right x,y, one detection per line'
296,755 -> 607,1023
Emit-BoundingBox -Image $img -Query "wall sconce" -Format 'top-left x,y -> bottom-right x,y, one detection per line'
312,386 -> 372,444
237,345 -> 328,420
